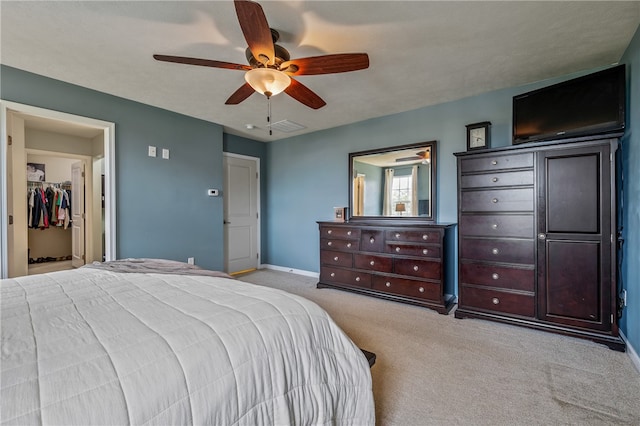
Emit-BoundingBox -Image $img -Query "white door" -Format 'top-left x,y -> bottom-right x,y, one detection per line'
223,154 -> 259,274
71,161 -> 85,268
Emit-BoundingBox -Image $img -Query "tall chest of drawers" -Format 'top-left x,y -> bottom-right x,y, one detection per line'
317,221 -> 455,314
454,136 -> 624,351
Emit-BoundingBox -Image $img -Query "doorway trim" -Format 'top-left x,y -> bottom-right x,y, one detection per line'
0,100 -> 116,278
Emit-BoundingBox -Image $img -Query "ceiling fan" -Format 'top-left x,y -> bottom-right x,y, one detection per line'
396,151 -> 431,163
153,0 -> 369,110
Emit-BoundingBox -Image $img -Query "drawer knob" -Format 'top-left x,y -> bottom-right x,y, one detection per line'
492,248 -> 499,255
347,231 -> 352,236
355,276 -> 361,282
492,177 -> 499,182
491,160 -> 498,165
492,223 -> 498,229
492,273 -> 499,280
385,282 -> 391,287
333,256 -> 339,261
370,237 -> 375,244
370,260 -> 375,266
422,249 -> 429,255
422,234 -> 429,240
492,297 -> 500,305
395,233 -> 400,239
395,247 -> 401,253
492,198 -> 499,203
330,272 -> 335,277
327,229 -> 332,234
419,287 -> 425,293
346,243 -> 352,248
327,241 -> 333,246
413,265 -> 419,271
538,233 -> 546,240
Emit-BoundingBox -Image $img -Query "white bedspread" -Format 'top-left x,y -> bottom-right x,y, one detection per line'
1,267 -> 374,425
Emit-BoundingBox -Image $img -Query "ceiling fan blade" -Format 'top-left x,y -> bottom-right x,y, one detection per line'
153,54 -> 251,71
225,83 -> 255,105
396,156 -> 421,162
281,53 -> 369,76
284,79 -> 327,109
234,0 -> 275,66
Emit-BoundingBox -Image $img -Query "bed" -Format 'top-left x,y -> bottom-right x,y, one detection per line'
1,259 -> 374,425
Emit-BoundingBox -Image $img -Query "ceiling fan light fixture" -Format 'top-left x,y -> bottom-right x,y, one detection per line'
245,68 -> 291,97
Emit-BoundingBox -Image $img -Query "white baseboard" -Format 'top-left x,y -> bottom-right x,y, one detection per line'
621,331 -> 640,374
260,264 -> 319,279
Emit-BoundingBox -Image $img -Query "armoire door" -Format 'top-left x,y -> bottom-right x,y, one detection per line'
536,142 -> 615,332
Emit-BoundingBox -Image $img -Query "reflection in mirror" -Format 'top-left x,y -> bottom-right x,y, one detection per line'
349,141 -> 436,221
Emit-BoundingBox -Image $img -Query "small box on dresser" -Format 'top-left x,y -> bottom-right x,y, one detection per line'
318,221 -> 456,314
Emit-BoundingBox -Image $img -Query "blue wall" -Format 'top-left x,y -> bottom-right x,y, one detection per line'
1,65 -> 226,271
621,26 -> 640,357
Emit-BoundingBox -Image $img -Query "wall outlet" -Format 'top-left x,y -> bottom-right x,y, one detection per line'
148,145 -> 157,157
621,289 -> 627,306
187,257 -> 195,265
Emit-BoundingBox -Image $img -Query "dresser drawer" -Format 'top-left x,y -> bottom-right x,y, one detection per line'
321,238 -> 359,252
372,275 -> 440,301
460,152 -> 534,173
460,286 -> 535,317
354,254 -> 393,273
385,229 -> 441,243
460,170 -> 534,189
320,226 -> 360,240
461,188 -> 534,212
320,267 -> 371,288
460,261 -> 534,292
461,238 -> 534,264
459,214 -> 534,238
386,243 -> 441,258
360,230 -> 385,252
394,258 -> 441,279
320,250 -> 353,268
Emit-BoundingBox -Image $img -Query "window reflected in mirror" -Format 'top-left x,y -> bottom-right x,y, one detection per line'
349,141 -> 436,221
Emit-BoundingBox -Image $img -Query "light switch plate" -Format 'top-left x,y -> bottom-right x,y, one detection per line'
162,148 -> 170,159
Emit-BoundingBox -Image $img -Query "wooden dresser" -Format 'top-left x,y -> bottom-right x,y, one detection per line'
455,135 -> 624,350
317,221 -> 455,314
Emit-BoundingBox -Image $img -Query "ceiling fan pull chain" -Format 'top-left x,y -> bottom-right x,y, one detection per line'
267,95 -> 272,136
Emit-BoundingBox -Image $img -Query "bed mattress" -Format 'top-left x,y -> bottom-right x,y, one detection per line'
1,263 -> 374,425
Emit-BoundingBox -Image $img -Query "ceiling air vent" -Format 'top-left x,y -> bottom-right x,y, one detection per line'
270,119 -> 306,133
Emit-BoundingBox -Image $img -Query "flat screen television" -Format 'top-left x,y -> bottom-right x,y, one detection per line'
512,65 -> 625,145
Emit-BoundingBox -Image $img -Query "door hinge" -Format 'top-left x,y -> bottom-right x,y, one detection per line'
8,135 -> 12,146
256,172 -> 259,179
81,172 -> 85,178
256,253 -> 259,259
8,215 -> 13,225
256,212 -> 259,219
611,313 -> 614,323
611,234 -> 613,243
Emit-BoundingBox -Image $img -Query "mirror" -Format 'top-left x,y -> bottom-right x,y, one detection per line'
349,141 -> 436,221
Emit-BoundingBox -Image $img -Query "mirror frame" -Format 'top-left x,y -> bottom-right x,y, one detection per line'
349,140 -> 437,222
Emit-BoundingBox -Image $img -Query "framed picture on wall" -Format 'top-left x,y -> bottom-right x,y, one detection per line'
27,163 -> 46,182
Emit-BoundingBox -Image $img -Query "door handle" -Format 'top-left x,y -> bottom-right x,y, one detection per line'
538,233 -> 546,240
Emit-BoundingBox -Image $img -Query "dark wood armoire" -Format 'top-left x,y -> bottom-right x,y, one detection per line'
454,134 -> 624,351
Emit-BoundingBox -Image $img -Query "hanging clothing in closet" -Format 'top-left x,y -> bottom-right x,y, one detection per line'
27,185 -> 72,230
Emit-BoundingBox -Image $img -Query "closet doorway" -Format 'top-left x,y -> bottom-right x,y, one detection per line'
1,101 -> 116,278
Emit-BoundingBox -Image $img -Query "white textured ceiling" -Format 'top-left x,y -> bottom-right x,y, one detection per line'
2,1 -> 639,142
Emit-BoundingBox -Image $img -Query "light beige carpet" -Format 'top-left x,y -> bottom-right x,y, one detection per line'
238,269 -> 640,426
